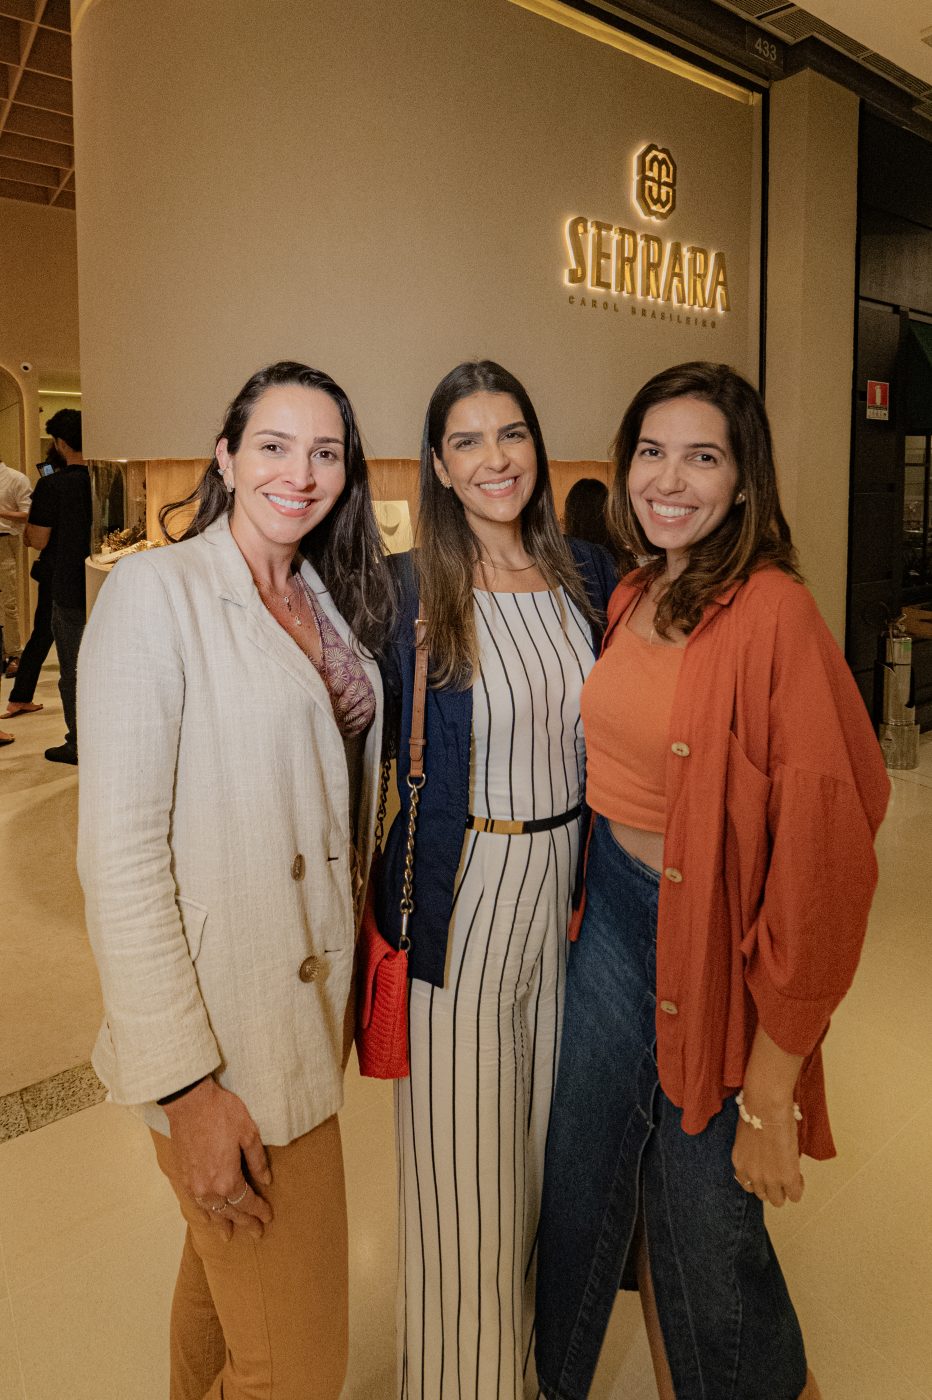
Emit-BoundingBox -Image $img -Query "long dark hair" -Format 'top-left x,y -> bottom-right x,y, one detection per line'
416,360 -> 598,689
564,477 -> 611,549
608,361 -> 800,637
160,360 -> 394,656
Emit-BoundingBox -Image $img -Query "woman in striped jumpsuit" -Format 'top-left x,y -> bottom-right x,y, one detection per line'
377,361 -> 616,1399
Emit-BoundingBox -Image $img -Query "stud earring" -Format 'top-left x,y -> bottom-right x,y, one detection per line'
735,491 -> 746,504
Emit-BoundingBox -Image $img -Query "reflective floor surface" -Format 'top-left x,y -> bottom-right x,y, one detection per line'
1,665 -> 930,1399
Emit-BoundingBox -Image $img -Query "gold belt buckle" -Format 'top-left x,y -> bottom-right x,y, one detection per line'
473,815 -> 525,835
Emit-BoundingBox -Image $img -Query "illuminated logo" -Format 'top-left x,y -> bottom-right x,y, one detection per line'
635,143 -> 676,221
560,140 -> 731,316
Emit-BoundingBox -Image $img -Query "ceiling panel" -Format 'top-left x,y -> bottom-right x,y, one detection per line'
14,68 -> 72,114
0,127 -> 70,164
5,100 -> 70,144
0,1 -> 38,22
0,0 -> 72,206
0,172 -> 47,201
28,25 -> 70,78
804,1 -> 932,87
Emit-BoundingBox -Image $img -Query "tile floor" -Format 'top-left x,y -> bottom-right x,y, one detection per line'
1,666 -> 930,1398
0,662 -> 102,1099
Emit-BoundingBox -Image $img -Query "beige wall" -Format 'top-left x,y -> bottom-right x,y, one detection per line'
765,70 -> 859,644
72,0 -> 761,463
0,397 -> 20,474
0,197 -> 81,478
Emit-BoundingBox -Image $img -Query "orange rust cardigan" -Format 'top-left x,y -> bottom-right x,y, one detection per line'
574,568 -> 891,1159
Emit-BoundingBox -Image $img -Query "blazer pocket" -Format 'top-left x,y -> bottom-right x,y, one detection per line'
177,896 -> 208,962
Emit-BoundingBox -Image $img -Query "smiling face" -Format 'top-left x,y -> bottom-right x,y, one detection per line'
217,383 -> 347,557
433,391 -> 538,535
627,395 -> 740,575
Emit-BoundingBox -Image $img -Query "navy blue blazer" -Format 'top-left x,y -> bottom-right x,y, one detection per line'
376,540 -> 617,986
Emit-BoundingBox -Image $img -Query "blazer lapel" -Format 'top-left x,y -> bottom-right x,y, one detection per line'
298,558 -> 383,706
202,516 -> 337,723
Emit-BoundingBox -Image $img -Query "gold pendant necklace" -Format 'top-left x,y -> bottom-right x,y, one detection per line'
256,573 -> 305,626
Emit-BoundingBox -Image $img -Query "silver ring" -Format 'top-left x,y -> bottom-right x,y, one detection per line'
225,1185 -> 249,1207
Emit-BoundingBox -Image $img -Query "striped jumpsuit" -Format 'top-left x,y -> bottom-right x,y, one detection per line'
396,587 -> 595,1400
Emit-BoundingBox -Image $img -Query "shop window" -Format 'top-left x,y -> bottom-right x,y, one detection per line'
903,435 -> 932,599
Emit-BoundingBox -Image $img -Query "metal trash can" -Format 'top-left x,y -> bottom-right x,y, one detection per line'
879,617 -> 920,770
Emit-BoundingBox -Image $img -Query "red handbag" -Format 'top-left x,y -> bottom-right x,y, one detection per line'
355,615 -> 428,1079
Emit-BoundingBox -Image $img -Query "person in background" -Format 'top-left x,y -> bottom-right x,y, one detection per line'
378,360 -> 616,1399
24,409 -> 91,764
78,361 -> 393,1399
2,445 -> 62,721
0,452 -> 33,677
535,362 -> 890,1400
563,477 -> 611,552
563,477 -> 631,574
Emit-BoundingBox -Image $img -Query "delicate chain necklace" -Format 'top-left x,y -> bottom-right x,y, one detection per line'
255,571 -> 306,626
254,571 -> 328,678
479,555 -> 537,574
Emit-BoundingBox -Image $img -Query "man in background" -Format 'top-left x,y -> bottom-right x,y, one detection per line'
25,409 -> 91,766
2,446 -> 63,721
0,453 -> 33,677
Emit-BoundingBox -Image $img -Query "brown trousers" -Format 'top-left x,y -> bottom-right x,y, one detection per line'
152,1114 -> 348,1400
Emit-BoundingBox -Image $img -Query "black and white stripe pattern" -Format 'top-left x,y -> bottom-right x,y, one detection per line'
396,589 -> 594,1400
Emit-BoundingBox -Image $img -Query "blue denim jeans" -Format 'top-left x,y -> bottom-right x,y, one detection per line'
535,816 -> 807,1400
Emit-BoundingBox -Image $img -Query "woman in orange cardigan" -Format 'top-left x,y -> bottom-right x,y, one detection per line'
534,362 -> 890,1400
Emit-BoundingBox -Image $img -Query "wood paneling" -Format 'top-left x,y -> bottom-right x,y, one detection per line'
146,459 -> 207,541
368,458 -> 420,531
550,461 -> 612,522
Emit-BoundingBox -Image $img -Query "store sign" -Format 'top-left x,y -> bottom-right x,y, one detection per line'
635,144 -> 676,220
866,380 -> 890,421
563,143 -> 731,317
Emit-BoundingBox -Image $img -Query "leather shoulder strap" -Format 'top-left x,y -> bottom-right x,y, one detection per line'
408,610 -> 428,780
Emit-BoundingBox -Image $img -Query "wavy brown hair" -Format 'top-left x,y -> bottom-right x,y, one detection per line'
160,360 -> 394,657
416,360 -> 598,689
608,361 -> 800,637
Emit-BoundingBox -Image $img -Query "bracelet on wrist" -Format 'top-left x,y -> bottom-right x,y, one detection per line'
736,1088 -> 802,1131
157,1075 -> 208,1106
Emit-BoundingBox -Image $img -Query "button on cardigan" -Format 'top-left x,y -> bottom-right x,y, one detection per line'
578,568 -> 890,1159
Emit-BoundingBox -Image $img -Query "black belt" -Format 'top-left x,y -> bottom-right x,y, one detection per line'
466,804 -> 583,836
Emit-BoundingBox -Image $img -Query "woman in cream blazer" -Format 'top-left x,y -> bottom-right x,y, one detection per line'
77,362 -> 393,1400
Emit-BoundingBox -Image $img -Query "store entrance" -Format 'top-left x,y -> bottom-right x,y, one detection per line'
901,320 -> 932,727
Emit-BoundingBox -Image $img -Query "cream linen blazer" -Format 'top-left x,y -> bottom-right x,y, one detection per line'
77,516 -> 383,1146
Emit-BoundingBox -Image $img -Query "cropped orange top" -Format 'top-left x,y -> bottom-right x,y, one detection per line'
581,596 -> 683,832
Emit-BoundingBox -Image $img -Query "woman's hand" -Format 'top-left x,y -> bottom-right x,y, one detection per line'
163,1077 -> 273,1241
732,1024 -> 806,1207
731,1112 -> 804,1207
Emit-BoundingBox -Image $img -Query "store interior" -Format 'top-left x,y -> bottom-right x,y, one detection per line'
2,1 -> 932,1397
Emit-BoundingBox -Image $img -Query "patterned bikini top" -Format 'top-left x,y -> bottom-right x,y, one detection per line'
305,589 -> 376,739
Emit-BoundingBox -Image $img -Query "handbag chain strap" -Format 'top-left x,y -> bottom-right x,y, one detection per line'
398,612 -> 428,952
374,759 -> 390,850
